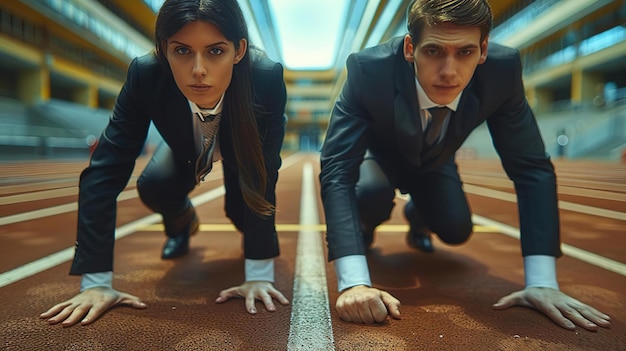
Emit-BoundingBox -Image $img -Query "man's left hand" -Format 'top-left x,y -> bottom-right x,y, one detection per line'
493,287 -> 611,331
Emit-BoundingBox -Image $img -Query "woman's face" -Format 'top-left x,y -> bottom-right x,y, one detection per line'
165,21 -> 246,109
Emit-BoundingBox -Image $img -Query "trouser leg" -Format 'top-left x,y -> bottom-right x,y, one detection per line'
355,155 -> 396,234
136,141 -> 197,237
404,157 -> 473,244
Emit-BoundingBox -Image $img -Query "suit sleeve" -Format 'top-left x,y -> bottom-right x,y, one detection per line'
486,51 -> 561,258
70,58 -> 150,274
319,54 -> 372,261
224,60 -> 286,260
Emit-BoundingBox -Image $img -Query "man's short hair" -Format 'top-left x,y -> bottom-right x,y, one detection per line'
407,0 -> 493,45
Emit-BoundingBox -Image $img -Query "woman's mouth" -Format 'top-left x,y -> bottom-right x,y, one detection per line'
189,84 -> 211,92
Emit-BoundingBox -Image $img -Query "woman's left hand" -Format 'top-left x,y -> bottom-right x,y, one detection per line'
216,281 -> 289,314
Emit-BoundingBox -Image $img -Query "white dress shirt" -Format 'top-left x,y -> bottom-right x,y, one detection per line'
333,78 -> 558,292
81,95 -> 274,291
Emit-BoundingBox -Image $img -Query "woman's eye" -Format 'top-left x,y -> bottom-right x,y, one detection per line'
209,48 -> 224,55
175,47 -> 190,55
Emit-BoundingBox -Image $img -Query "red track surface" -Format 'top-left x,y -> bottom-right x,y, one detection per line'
1,153 -> 624,350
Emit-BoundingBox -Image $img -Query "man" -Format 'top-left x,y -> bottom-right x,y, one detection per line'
319,0 -> 611,331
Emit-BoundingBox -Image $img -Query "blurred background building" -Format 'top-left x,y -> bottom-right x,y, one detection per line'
0,0 -> 625,161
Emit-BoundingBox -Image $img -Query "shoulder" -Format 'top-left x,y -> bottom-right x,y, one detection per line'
125,52 -> 176,89
249,47 -> 284,82
249,47 -> 286,108
348,36 -> 404,69
120,52 -> 182,111
472,42 -> 523,89
129,52 -> 165,76
344,37 -> 406,87
477,42 -> 522,74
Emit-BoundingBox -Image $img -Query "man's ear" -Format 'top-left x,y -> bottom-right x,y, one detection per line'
478,36 -> 489,64
234,38 -> 247,64
403,34 -> 415,62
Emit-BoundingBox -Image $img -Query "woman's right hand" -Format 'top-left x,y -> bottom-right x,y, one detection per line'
40,287 -> 146,327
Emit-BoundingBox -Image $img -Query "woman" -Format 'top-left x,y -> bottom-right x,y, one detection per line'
40,0 -> 289,327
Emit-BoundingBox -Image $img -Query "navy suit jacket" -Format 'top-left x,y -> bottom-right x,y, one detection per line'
71,51 -> 287,274
320,37 -> 561,261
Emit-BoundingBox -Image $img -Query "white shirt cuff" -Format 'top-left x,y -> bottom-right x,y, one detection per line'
524,255 -> 559,289
334,255 -> 371,292
245,258 -> 274,282
81,271 -> 113,291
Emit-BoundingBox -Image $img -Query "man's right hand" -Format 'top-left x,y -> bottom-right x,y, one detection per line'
40,287 -> 146,327
335,285 -> 401,323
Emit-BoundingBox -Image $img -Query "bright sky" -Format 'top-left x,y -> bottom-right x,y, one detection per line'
267,0 -> 349,70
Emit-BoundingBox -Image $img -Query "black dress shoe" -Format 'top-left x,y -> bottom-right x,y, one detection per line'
161,212 -> 200,259
406,229 -> 434,253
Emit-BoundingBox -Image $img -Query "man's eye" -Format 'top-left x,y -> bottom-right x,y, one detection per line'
425,48 -> 439,56
459,50 -> 473,56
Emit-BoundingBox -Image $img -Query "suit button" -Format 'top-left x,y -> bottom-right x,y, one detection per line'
187,160 -> 191,164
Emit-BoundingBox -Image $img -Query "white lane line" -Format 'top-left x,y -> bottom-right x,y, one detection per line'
288,162 -> 335,351
0,186 -> 226,288
0,213 -> 158,288
0,202 -> 78,226
0,187 -> 78,205
0,153 -> 302,287
0,190 -> 137,226
0,154 -> 304,227
464,184 -> 625,221
472,214 -> 626,277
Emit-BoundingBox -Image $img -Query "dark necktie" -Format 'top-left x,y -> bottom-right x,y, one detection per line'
198,112 -> 220,141
195,112 -> 221,180
424,107 -> 449,146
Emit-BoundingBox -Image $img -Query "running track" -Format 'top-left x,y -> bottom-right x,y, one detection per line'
1,153 -> 624,350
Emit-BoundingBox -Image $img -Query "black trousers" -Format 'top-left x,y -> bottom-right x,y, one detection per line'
136,141 -> 197,237
355,153 -> 473,244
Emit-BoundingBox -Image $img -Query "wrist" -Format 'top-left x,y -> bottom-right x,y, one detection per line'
524,255 -> 559,289
245,258 -> 274,282
342,284 -> 371,293
335,255 -> 372,292
81,271 -> 113,291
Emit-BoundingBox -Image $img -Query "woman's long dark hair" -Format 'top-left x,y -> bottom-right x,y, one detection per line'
155,0 -> 273,217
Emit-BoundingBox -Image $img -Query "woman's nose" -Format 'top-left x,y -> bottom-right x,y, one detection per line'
192,55 -> 207,77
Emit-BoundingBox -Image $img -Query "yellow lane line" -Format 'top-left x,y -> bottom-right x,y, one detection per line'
138,223 -> 500,232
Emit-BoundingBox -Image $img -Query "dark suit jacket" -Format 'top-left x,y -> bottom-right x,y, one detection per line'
320,37 -> 561,261
70,51 -> 287,275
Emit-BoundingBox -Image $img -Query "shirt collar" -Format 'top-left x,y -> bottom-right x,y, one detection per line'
414,77 -> 462,111
188,93 -> 225,118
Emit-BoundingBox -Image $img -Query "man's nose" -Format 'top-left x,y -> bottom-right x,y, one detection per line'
440,56 -> 456,78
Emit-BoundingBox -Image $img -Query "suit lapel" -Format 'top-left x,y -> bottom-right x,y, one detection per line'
393,61 -> 424,167
386,42 -> 483,168
449,88 -> 480,139
160,84 -> 199,159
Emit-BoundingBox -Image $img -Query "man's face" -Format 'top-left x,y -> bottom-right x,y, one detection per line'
404,23 -> 488,105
